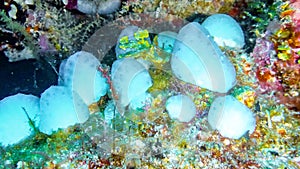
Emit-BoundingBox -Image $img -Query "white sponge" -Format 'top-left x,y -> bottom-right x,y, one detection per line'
111,58 -> 152,114
171,22 -> 236,93
157,31 -> 178,53
0,94 -> 40,146
166,94 -> 196,122
202,14 -> 245,49
65,0 -> 121,14
58,51 -> 108,105
39,86 -> 89,135
208,95 -> 256,139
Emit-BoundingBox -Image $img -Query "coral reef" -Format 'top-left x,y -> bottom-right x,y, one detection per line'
252,1 -> 300,111
0,0 -> 299,169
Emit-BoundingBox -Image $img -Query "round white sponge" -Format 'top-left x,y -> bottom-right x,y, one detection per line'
58,51 -> 108,105
0,94 -> 40,146
208,95 -> 256,139
166,94 -> 196,122
39,86 -> 89,135
202,14 -> 245,49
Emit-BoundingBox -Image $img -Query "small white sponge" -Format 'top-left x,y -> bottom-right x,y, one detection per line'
39,86 -> 89,135
58,51 -> 108,105
202,14 -> 245,49
0,94 -> 40,146
111,58 -> 152,114
166,94 -> 196,122
208,95 -> 256,139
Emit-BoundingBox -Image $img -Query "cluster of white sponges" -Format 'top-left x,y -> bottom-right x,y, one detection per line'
111,14 -> 255,139
0,51 -> 108,146
165,14 -> 255,139
0,14 -> 256,147
40,51 -> 108,135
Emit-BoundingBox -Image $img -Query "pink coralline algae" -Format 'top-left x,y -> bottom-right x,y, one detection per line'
252,37 -> 274,68
252,36 -> 283,93
39,34 -> 52,51
252,1 -> 300,111
66,0 -> 78,10
290,0 -> 300,30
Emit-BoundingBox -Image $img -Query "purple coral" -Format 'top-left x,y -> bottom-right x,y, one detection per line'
252,37 -> 274,68
65,0 -> 78,10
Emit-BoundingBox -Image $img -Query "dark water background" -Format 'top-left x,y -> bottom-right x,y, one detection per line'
0,51 -> 57,100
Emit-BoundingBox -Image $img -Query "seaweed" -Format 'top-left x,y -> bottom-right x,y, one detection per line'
0,10 -> 36,54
